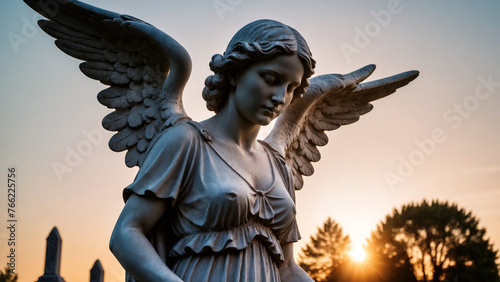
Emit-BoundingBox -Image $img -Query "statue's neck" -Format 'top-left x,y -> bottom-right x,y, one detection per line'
200,106 -> 261,152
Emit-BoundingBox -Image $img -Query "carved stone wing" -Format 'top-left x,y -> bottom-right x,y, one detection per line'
24,0 -> 192,167
264,65 -> 419,190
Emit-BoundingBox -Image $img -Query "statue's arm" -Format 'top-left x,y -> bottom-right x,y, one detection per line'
110,194 -> 183,282
279,243 -> 315,282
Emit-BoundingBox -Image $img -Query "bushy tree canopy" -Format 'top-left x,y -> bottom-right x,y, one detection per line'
366,200 -> 500,282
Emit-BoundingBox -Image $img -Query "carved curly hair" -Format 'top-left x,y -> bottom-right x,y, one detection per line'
202,19 -> 316,112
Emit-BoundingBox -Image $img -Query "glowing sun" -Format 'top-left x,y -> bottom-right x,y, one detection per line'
349,245 -> 367,262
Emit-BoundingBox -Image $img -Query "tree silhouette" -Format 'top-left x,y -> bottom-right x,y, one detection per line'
0,266 -> 17,282
365,200 -> 500,282
298,217 -> 351,281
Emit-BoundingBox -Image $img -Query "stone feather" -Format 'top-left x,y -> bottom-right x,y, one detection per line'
24,0 -> 192,167
264,65 -> 419,190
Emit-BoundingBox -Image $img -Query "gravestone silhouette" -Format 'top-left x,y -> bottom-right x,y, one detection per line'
90,259 -> 104,282
37,227 -> 65,282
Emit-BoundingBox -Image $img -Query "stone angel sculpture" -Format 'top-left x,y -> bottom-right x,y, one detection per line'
24,0 -> 418,281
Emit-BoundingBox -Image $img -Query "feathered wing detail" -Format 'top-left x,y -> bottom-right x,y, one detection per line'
264,65 -> 419,190
24,0 -> 192,167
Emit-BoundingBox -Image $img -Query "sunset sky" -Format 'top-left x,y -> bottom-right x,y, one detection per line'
1,0 -> 499,281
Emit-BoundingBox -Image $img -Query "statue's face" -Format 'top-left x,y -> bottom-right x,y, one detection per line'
232,54 -> 304,125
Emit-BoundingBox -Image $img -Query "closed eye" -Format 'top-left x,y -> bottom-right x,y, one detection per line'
287,81 -> 301,93
262,73 -> 277,85
260,69 -> 301,92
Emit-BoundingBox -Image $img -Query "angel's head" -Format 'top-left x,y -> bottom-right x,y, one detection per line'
202,19 -> 316,113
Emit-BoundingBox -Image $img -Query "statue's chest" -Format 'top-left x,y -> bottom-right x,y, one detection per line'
183,147 -> 295,230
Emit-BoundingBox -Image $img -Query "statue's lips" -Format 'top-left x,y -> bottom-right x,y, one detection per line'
262,106 -> 279,114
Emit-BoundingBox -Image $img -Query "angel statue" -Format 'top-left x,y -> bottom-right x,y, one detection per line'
25,0 -> 418,281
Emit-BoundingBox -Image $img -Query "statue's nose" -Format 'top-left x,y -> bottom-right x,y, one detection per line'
271,86 -> 287,105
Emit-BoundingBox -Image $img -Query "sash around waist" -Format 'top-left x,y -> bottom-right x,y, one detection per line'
169,223 -> 284,264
